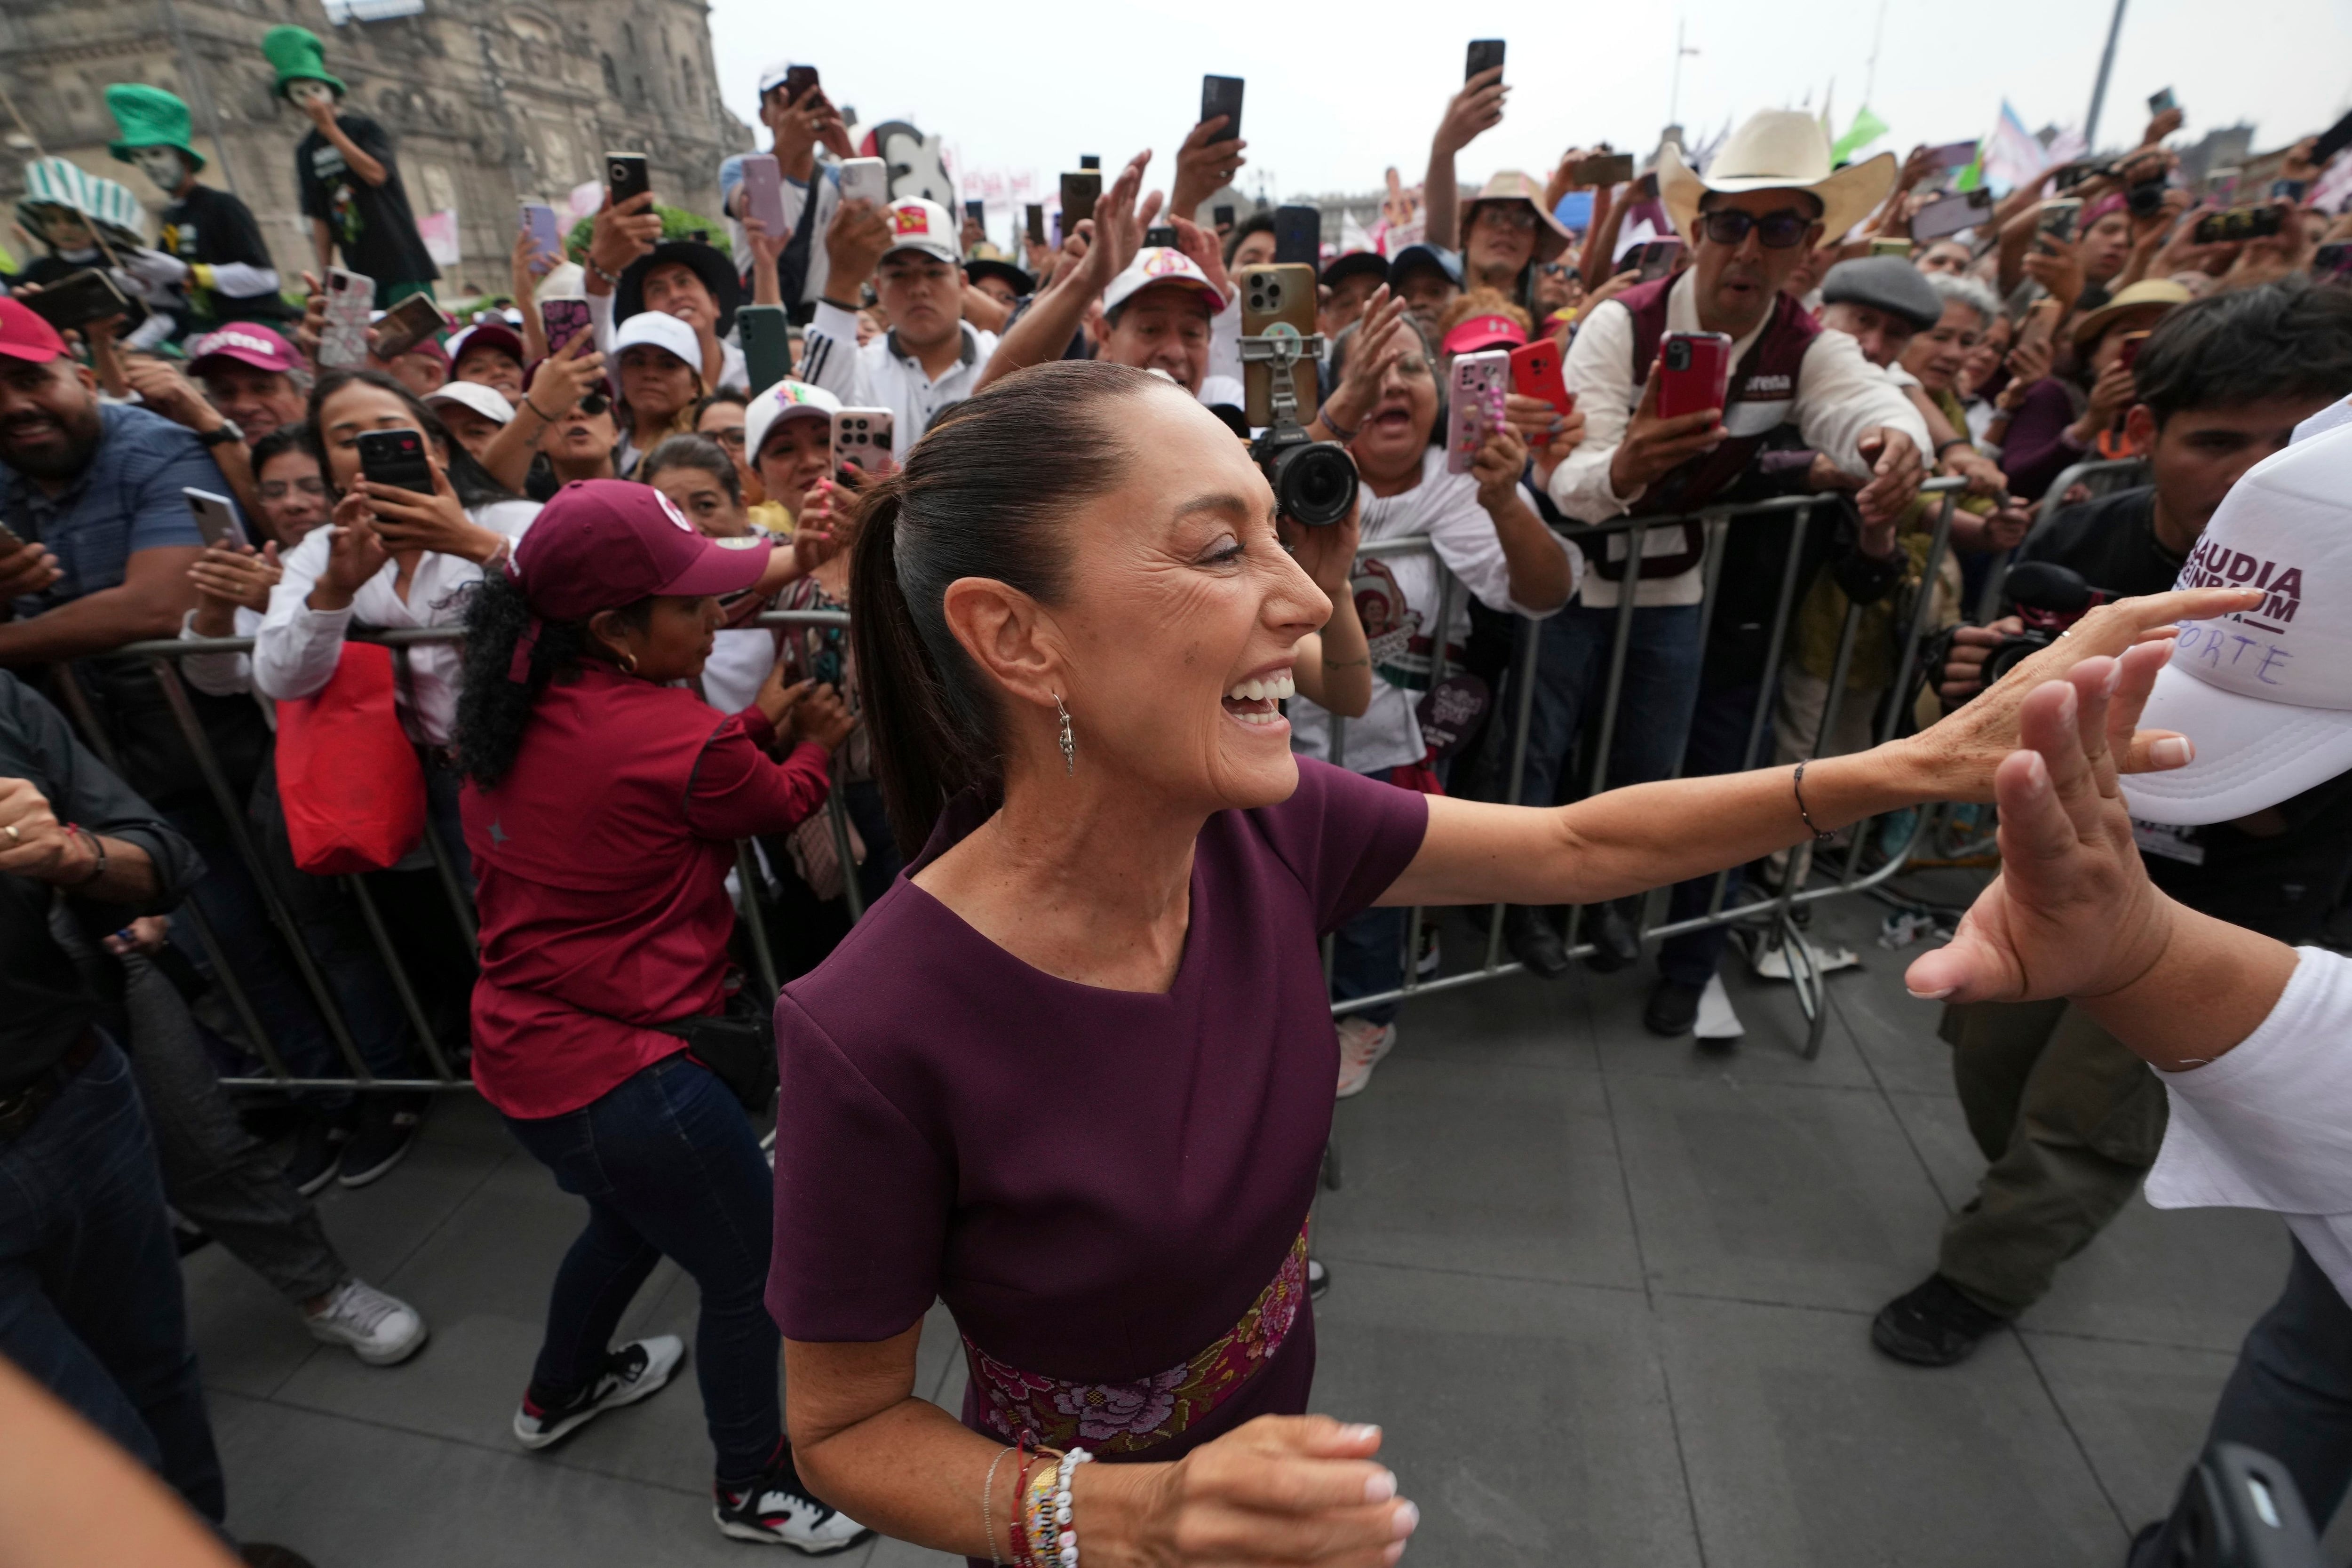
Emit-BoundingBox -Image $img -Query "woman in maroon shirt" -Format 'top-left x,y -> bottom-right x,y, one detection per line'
772,359 -> 2242,1567
448,480 -> 867,1553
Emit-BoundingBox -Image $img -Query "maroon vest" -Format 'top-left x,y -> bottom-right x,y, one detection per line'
1597,277 -> 1821,580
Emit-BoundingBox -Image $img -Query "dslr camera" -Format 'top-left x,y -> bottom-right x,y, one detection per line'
1251,420 -> 1358,527
1978,560 -> 2109,686
1236,261 -> 1358,526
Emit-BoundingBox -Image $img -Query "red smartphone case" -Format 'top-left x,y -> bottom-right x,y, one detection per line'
1508,340 -> 1572,416
1654,332 -> 1732,420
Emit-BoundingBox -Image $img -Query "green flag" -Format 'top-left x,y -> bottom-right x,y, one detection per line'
1953,156 -> 1985,192
1832,105 -> 1890,162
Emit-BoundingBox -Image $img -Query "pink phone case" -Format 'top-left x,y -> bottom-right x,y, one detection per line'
1445,350 -> 1510,475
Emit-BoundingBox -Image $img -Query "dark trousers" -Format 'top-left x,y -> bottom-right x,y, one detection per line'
1492,602 -> 1706,812
1330,905 -> 1409,1028
1658,676 -> 1772,988
503,1052 -> 780,1480
0,1040 -> 225,1520
1934,999 -> 2169,1316
2203,1238 -> 2352,1530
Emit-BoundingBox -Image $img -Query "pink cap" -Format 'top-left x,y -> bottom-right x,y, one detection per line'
1441,314 -> 1527,356
187,323 -> 302,376
0,297 -> 69,364
512,479 -> 771,623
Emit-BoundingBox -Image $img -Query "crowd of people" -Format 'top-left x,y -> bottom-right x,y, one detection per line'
4,22 -> 2352,1567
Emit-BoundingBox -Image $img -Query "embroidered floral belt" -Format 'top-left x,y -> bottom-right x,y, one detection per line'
962,1226 -> 1309,1455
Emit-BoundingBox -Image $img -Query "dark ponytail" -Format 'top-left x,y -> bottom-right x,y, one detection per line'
452,571 -> 648,789
848,359 -> 1168,852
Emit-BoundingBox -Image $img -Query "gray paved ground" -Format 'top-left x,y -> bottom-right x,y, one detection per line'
188,887 -> 2335,1568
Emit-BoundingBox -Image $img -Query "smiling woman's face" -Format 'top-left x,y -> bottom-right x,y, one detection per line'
1002,383 -> 1332,814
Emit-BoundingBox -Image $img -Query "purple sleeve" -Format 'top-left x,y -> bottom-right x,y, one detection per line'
766,991 -> 952,1342
1998,379 -> 2088,502
1255,757 -> 1431,934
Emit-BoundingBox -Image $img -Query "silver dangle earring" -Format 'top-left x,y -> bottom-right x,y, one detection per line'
1054,694 -> 1075,776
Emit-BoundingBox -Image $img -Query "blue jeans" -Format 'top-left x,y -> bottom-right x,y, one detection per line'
1658,677 -> 1773,988
0,1040 -> 225,1520
1330,905 -> 1409,1028
502,1052 -> 780,1480
1496,603 -> 1705,812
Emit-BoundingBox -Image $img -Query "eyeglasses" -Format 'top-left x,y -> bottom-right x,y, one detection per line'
1535,262 -> 1576,278
708,427 -> 746,449
1698,208 -> 1816,249
1474,204 -> 1540,232
576,391 -> 611,418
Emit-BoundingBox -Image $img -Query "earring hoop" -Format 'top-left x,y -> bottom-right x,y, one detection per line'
619,649 -> 639,676
1053,694 -> 1075,776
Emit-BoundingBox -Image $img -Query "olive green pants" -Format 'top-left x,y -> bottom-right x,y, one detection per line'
1934,998 -> 2171,1317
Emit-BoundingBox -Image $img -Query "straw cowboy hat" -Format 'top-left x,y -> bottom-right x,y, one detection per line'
1461,171 -> 1573,263
1657,110 -> 1896,245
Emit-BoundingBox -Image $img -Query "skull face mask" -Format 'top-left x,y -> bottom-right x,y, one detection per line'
287,80 -> 336,111
130,146 -> 189,192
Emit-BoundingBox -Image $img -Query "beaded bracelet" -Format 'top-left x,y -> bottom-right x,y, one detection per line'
1051,1449 -> 1094,1568
1009,1437 -> 1041,1568
1020,1456 -> 1058,1568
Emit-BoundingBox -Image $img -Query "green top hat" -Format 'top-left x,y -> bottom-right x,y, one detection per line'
262,26 -> 347,101
104,84 -> 206,174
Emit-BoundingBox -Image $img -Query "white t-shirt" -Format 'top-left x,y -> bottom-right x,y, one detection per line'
1289,446 -> 1577,776
699,626 -> 774,717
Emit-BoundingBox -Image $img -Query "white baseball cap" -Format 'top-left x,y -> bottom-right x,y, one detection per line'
880,198 -> 961,266
745,378 -> 843,462
2122,420 -> 2352,825
612,310 -> 702,373
1102,247 -> 1227,318
423,379 -> 514,426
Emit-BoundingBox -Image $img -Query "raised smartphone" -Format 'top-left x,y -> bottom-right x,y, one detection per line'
605,151 -> 651,207
1025,203 -> 1046,245
1238,263 -> 1320,427
355,428 -> 435,496
1573,152 -> 1635,187
1654,332 -> 1732,421
1060,170 -> 1102,228
739,304 -> 791,397
1446,349 -> 1510,475
1465,38 -> 1504,82
838,157 -> 889,210
541,298 -> 592,360
18,269 -> 129,334
1926,139 -> 1980,170
2147,87 -> 2177,115
184,487 -> 245,549
831,407 -> 895,477
1272,205 -> 1320,267
2037,197 -> 2083,247
319,265 -> 374,367
2117,330 -> 2150,370
371,293 -> 448,360
1911,188 -> 1993,240
1636,239 -> 1685,282
1201,75 -> 1244,145
1870,238 -> 1914,258
1509,339 -> 1572,417
740,154 -> 787,235
519,202 -> 562,271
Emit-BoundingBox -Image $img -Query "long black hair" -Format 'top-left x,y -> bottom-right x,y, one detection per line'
849,359 -> 1168,853
305,366 -> 520,509
451,571 -> 651,789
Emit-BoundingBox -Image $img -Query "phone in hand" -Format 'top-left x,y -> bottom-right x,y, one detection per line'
1213,204 -> 1236,230
740,154 -> 787,235
831,408 -> 895,478
371,293 -> 449,360
2315,108 -> 2352,168
1573,152 -> 1635,187
783,64 -> 820,105
355,428 -> 435,497
2037,197 -> 2083,246
1654,332 -> 1732,421
319,265 -> 374,367
1273,205 -> 1320,266
839,157 -> 889,210
1870,238 -> 1915,258
1238,263 -> 1320,427
19,268 -> 130,334
1445,349 -> 1510,475
2315,242 -> 2352,281
1465,38 -> 1504,83
1079,155 -> 1102,171
2116,330 -> 2151,370
519,202 -> 562,271
184,487 -> 245,549
1201,75 -> 1244,144
964,199 -> 985,227
1509,339 -> 1573,418
739,305 -> 791,398
1635,239 -> 1685,282
1060,170 -> 1102,228
1912,187 -> 1994,240
1025,203 -> 1047,245
2194,204 -> 2284,244
540,298 -> 592,360
605,151 -> 652,208
1144,225 -> 1180,249
2147,87 -> 2177,115
1924,139 -> 1980,171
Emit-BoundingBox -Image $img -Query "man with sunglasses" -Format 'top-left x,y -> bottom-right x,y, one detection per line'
1492,111 -> 1929,980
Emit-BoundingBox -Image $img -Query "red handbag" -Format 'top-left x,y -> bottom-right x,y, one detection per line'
272,642 -> 427,875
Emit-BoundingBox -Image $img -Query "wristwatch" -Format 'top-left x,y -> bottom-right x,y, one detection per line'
195,420 -> 244,447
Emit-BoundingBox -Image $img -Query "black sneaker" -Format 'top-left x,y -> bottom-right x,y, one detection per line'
512,1335 -> 684,1449
1644,978 -> 1705,1037
286,1116 -> 349,1198
1581,900 -> 1641,973
1504,905 -> 1569,979
338,1095 -> 424,1188
715,1442 -> 873,1553
1870,1274 -> 2010,1366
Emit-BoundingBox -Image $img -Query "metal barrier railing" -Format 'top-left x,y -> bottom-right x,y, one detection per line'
65,480 -> 1971,1086
1976,456 -> 2148,621
1319,478 -> 1968,1060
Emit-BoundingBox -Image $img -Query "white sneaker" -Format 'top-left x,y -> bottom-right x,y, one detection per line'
512,1335 -> 685,1449
1335,1017 -> 1397,1099
715,1446 -> 874,1554
305,1278 -> 429,1366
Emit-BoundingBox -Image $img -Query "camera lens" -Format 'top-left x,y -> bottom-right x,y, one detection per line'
1664,341 -> 1691,371
1273,440 -> 1358,527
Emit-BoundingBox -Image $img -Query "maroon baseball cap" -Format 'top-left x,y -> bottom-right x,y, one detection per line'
187,323 -> 302,377
513,479 -> 771,622
0,297 -> 69,363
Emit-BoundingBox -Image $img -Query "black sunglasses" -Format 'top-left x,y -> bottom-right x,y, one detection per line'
1699,208 -> 1816,249
576,391 -> 611,417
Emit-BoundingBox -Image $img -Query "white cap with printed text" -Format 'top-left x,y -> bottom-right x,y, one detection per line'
2123,421 -> 2352,825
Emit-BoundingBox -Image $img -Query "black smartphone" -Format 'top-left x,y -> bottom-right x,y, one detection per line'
1144,225 -> 1179,248
1078,155 -> 1101,171
964,199 -> 985,225
739,304 -> 791,397
2147,86 -> 2176,115
1465,39 -> 1505,83
2314,108 -> 2352,168
1201,75 -> 1244,145
2314,241 -> 2352,280
1061,171 -> 1101,228
19,268 -> 129,333
1025,203 -> 1046,245
605,151 -> 651,207
783,64 -> 820,105
355,428 -> 435,497
1273,205 -> 1320,266
1213,204 -> 1236,229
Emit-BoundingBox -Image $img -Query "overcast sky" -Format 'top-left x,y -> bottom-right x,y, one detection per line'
710,0 -> 2351,236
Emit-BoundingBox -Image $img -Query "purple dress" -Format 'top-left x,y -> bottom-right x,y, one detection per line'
768,758 -> 1428,1462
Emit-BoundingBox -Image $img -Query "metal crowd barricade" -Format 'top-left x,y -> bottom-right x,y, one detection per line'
1324,478 -> 1969,1060
81,607 -> 860,1094
1976,456 -> 2149,621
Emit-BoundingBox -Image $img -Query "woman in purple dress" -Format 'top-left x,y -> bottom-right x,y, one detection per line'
768,358 -> 2237,1567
